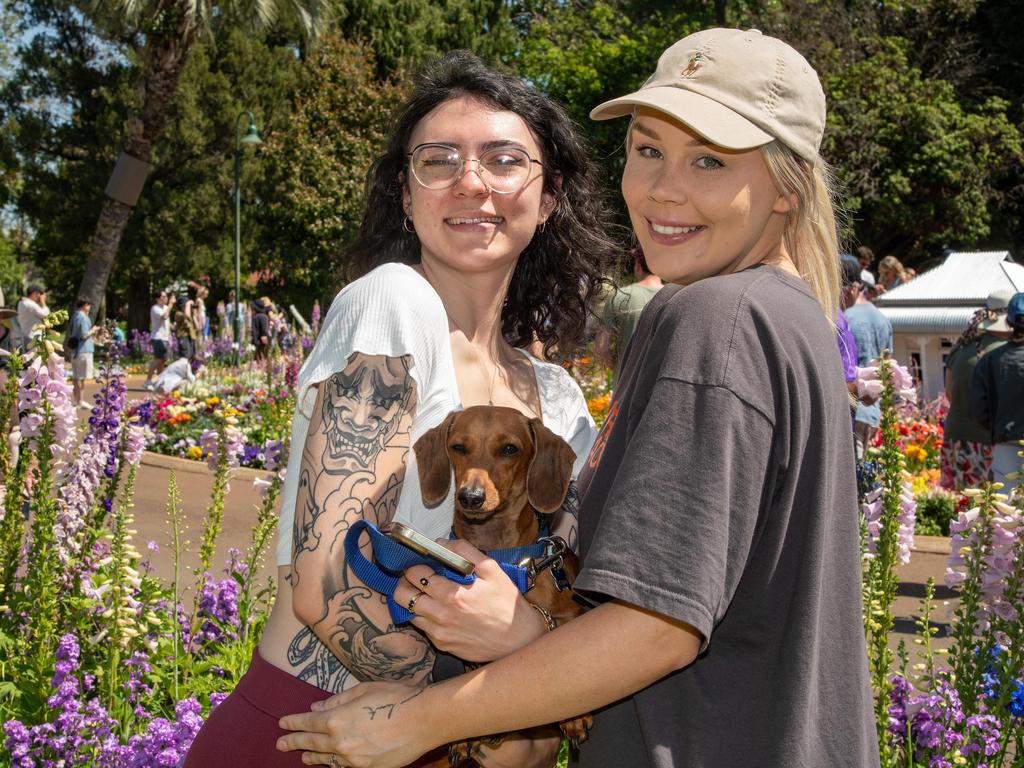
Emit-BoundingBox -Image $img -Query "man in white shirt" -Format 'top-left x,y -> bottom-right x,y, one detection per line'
145,290 -> 172,390
15,284 -> 50,351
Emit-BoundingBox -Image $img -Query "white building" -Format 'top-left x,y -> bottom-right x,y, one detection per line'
874,250 -> 1024,400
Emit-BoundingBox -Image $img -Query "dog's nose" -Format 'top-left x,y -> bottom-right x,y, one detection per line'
457,486 -> 486,510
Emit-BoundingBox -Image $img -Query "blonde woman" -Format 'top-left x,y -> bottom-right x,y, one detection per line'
279,29 -> 877,767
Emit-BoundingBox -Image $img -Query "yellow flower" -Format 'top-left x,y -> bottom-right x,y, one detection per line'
587,394 -> 610,420
186,446 -> 203,460
205,396 -> 220,406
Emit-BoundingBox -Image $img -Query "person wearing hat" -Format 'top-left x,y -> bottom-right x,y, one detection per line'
971,291 -> 1024,492
277,28 -> 877,768
14,284 -> 49,351
251,296 -> 272,363
940,289 -> 1013,489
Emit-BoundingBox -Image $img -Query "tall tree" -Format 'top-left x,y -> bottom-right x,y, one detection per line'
73,0 -> 327,317
258,36 -> 404,303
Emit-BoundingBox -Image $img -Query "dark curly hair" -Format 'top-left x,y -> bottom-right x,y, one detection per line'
344,51 -> 620,361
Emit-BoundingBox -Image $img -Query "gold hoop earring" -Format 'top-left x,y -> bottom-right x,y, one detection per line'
403,216 -> 415,233
537,221 -> 546,234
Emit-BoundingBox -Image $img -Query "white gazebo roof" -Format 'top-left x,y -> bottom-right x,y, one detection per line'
876,251 -> 1024,334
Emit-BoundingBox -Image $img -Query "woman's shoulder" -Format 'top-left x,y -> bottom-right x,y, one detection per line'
328,263 -> 443,322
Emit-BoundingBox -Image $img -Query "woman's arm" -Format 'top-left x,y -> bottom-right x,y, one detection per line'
278,598 -> 701,767
290,352 -> 434,686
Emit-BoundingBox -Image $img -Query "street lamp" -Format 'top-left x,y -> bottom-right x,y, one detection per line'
233,111 -> 263,365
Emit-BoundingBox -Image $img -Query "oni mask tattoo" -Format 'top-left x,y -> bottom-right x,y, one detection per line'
321,356 -> 413,474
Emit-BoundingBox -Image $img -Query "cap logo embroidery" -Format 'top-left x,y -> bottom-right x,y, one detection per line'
680,53 -> 704,78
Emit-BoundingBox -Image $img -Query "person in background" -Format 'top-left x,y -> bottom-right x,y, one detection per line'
172,293 -> 198,362
192,283 -> 210,346
971,291 -> 1024,492
67,298 -> 100,408
225,289 -> 248,346
145,290 -> 171,391
856,245 -> 876,287
251,296 -> 272,363
875,254 -> 910,296
844,262 -> 893,458
837,258 -> 861,401
15,284 -> 49,351
940,290 -> 1012,489
153,356 -> 202,394
595,251 -> 663,383
0,308 -> 16,360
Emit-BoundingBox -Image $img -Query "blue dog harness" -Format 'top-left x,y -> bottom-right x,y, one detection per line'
343,520 -> 568,624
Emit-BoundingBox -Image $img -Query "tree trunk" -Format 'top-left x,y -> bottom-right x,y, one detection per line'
127,272 -> 151,333
77,14 -> 200,319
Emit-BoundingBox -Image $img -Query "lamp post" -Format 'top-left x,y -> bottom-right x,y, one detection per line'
233,111 -> 263,365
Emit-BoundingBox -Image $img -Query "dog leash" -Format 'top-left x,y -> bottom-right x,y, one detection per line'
344,520 -> 563,624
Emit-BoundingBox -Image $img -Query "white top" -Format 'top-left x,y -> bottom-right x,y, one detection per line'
16,297 -> 49,345
154,357 -> 194,392
276,263 -> 597,565
150,304 -> 170,341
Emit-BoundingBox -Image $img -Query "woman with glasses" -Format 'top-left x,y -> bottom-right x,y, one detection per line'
183,51 -> 616,767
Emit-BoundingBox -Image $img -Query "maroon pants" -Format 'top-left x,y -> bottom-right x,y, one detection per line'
183,649 -> 446,767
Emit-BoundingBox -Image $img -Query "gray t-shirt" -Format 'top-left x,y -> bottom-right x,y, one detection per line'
574,266 -> 877,768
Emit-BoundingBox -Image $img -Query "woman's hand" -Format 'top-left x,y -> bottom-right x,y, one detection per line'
394,539 -> 548,662
277,681 -> 437,768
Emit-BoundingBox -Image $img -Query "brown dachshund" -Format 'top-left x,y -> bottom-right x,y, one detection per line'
413,405 -> 592,767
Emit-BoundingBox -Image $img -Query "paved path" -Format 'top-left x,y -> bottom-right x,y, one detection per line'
81,374 -> 280,589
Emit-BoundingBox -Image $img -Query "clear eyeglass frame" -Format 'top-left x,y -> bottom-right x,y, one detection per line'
406,143 -> 544,195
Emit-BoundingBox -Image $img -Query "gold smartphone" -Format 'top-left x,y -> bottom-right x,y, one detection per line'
381,522 -> 475,576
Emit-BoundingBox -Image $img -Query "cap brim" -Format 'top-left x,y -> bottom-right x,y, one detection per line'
590,86 -> 774,151
982,316 -> 1011,333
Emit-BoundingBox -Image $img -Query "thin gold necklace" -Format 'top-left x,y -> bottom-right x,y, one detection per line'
447,313 -> 502,406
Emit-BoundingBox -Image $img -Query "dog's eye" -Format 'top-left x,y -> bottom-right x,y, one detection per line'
500,443 -> 520,457
450,443 -> 467,454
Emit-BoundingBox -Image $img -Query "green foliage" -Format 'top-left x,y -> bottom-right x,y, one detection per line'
914,489 -> 958,536
861,358 -> 906,764
824,39 -> 1022,256
0,353 -> 288,753
260,36 -> 404,296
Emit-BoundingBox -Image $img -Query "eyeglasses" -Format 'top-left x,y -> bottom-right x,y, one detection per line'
407,143 -> 543,194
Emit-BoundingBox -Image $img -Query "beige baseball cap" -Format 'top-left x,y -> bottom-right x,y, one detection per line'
590,28 -> 826,164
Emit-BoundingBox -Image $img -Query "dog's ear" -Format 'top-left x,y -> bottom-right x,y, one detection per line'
413,412 -> 457,507
526,418 -> 576,513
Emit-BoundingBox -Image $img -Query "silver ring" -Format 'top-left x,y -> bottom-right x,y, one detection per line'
419,576 -> 430,588
407,591 -> 423,613
329,756 -> 342,768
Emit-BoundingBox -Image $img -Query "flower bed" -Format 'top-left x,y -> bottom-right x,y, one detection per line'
1,320 -> 1020,766
132,377 -> 293,470
0,316 -> 286,765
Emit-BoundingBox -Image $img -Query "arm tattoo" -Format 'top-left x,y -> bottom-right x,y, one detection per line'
291,354 -> 434,689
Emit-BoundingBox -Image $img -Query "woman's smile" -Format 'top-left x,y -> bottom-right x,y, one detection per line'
646,219 -> 706,244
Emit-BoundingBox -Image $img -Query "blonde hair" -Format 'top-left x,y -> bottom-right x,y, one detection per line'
761,142 -> 845,323
878,255 -> 908,283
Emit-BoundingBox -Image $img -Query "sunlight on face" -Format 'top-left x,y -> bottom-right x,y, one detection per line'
621,108 -> 792,285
